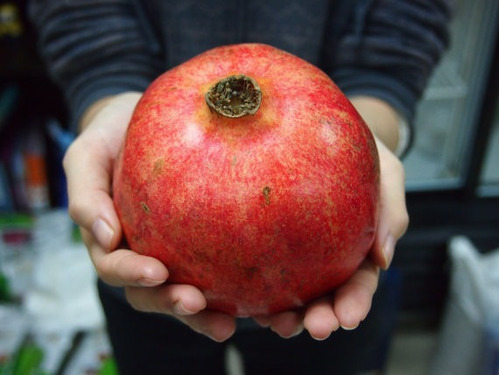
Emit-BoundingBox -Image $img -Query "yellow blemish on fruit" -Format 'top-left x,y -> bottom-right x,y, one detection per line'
152,158 -> 165,177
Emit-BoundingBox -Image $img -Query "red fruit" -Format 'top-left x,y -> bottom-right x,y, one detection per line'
113,43 -> 380,317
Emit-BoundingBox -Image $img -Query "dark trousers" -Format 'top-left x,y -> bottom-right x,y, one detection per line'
98,271 -> 399,375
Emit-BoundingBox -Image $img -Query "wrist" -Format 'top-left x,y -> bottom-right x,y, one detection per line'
78,91 -> 143,133
349,96 -> 402,155
393,116 -> 411,158
79,96 -> 115,133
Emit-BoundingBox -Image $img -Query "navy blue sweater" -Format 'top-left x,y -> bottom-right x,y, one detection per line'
30,0 -> 451,130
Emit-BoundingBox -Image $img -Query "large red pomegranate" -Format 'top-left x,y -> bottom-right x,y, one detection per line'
113,43 -> 380,317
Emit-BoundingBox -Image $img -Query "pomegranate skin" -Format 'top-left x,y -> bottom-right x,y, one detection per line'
113,43 -> 380,317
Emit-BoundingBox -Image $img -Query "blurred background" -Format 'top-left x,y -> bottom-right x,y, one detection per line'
0,0 -> 497,374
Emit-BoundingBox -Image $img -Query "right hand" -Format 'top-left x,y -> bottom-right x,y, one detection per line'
63,92 -> 236,342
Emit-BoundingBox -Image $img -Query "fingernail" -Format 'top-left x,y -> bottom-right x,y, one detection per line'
137,277 -> 164,287
195,327 -> 230,342
258,321 -> 271,328
383,234 -> 396,270
273,325 -> 304,339
92,218 -> 114,249
340,324 -> 359,331
291,325 -> 304,337
173,301 -> 196,316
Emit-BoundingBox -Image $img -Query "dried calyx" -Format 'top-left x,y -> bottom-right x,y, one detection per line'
205,75 -> 262,118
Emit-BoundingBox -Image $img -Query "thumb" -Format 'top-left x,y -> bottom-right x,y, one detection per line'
63,93 -> 141,250
371,140 -> 409,270
64,138 -> 122,250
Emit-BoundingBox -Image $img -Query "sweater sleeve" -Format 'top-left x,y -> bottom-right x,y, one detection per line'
327,0 -> 452,124
29,0 -> 164,129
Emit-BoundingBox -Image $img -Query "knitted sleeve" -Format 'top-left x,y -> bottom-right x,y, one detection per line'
327,0 -> 452,124
29,0 -> 164,129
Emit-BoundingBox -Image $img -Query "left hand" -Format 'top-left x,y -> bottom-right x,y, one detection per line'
254,99 -> 410,340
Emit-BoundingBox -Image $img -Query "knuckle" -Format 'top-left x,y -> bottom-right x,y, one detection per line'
66,199 -> 86,224
396,210 -> 410,238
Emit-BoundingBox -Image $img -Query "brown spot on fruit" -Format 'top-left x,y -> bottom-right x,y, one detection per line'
263,186 -> 271,205
141,202 -> 151,214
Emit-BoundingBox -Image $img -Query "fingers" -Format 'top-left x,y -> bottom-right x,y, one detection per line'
266,311 -> 304,338
126,283 -> 206,314
85,225 -> 235,342
299,260 -> 379,340
303,297 -> 339,340
126,284 -> 236,342
94,249 -> 169,287
81,228 -> 168,287
332,260 -> 380,330
85,227 -> 235,342
254,312 -> 304,339
182,312 -> 237,342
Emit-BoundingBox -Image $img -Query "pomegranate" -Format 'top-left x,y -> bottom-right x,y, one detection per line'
113,43 -> 379,317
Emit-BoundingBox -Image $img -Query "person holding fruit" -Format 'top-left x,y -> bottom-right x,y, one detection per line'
30,1 -> 451,374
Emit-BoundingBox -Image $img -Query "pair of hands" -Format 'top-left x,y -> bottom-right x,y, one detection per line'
63,92 -> 409,342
